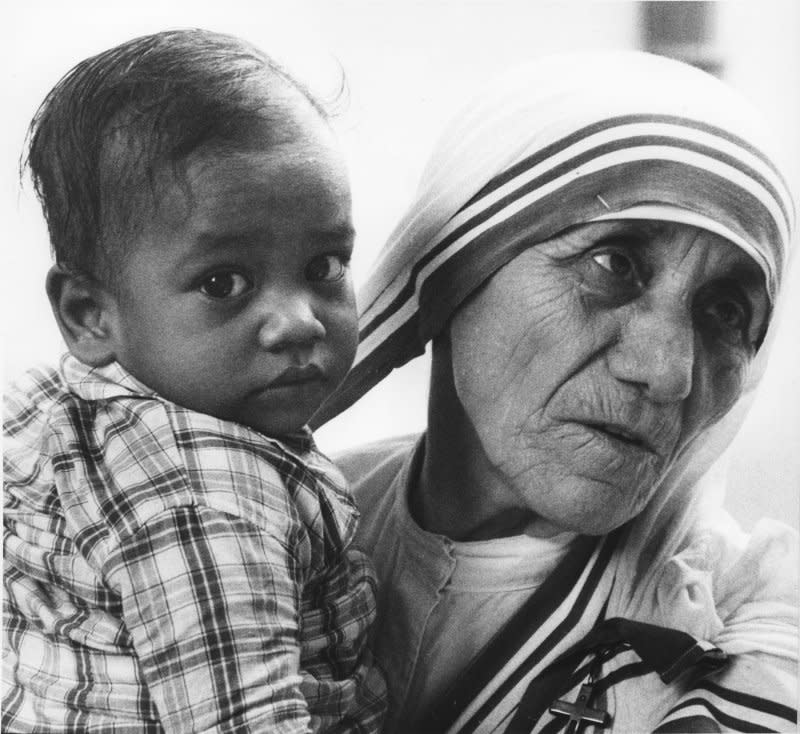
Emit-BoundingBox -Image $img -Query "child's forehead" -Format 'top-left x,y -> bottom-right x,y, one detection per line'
138,104 -> 337,206
137,132 -> 352,253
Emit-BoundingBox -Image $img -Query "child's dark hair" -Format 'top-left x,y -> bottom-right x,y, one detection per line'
25,28 -> 327,285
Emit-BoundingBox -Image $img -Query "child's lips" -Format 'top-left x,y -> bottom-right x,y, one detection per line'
264,364 -> 326,389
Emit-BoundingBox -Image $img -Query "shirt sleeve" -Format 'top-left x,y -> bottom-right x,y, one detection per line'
105,503 -> 312,734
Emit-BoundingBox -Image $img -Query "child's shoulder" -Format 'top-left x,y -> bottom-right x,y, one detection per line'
5,360 -> 304,535
4,363 -> 70,497
4,363 -> 66,427
98,401 -> 309,535
94,403 -> 360,562
4,358 -> 352,547
164,407 -> 359,537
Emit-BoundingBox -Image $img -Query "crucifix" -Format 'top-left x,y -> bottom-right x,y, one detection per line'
549,682 -> 610,734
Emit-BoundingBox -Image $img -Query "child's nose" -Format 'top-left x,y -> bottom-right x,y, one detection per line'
257,293 -> 326,352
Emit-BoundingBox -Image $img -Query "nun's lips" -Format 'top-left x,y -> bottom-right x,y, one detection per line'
581,421 -> 656,453
555,402 -> 680,460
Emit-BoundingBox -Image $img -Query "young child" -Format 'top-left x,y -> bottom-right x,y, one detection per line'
3,29 -> 386,733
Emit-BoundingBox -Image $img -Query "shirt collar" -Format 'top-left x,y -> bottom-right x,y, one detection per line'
58,353 -> 316,452
60,353 -> 157,402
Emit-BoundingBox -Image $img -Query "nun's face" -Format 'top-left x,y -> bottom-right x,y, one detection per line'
448,220 -> 769,535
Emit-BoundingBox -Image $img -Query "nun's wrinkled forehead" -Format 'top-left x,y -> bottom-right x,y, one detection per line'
313,51 -> 795,427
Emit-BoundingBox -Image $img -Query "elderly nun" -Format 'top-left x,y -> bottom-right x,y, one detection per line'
314,51 -> 797,733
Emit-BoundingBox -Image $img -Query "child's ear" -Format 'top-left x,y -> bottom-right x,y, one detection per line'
46,265 -> 120,367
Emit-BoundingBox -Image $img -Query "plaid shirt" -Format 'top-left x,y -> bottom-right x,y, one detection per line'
3,356 -> 386,733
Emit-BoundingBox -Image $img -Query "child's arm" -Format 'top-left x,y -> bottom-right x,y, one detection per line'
106,503 -> 312,734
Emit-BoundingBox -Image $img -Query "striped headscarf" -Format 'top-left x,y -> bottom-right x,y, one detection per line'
315,50 -> 793,427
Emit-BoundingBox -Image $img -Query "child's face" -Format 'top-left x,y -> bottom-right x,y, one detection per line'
108,99 -> 358,436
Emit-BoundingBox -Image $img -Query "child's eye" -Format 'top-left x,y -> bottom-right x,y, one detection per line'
305,254 -> 349,283
199,271 -> 251,299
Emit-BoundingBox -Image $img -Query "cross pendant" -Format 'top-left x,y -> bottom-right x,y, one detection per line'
549,683 -> 610,733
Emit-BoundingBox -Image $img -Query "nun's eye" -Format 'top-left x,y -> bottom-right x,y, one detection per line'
705,299 -> 748,331
694,280 -> 756,348
591,251 -> 640,284
577,243 -> 645,301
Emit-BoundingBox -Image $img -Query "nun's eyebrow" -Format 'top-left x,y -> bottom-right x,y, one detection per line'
602,220 -> 669,238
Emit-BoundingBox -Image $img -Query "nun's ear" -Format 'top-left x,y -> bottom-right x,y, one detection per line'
46,265 -> 121,367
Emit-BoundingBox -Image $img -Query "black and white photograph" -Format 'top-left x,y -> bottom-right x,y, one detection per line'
3,1 -> 799,731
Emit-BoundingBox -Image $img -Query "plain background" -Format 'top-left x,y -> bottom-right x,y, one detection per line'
3,0 -> 798,530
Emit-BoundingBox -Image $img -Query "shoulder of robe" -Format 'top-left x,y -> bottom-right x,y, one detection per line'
713,519 -> 799,630
653,517 -> 798,646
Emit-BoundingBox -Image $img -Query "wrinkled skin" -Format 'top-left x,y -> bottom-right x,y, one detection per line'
422,220 -> 769,539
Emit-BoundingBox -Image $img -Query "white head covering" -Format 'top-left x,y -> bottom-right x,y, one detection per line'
316,50 -> 795,652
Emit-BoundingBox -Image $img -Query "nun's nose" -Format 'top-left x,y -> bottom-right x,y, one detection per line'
608,303 -> 695,403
